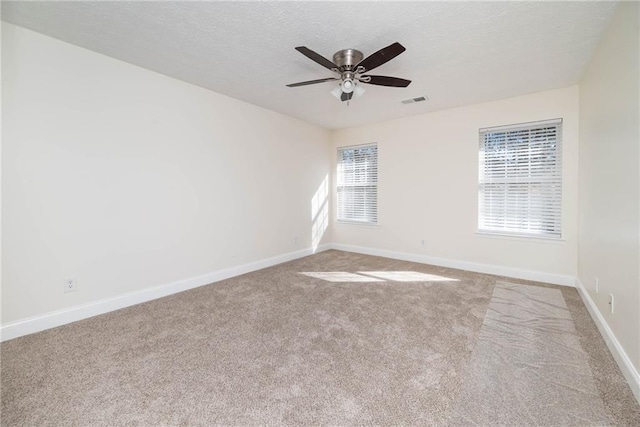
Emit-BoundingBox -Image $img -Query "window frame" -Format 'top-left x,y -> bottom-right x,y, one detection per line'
477,118 -> 563,240
336,143 -> 379,226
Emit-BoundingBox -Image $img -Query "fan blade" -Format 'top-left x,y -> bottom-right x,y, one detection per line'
356,42 -> 406,73
340,91 -> 354,102
295,46 -> 338,70
360,75 -> 411,87
286,77 -> 339,87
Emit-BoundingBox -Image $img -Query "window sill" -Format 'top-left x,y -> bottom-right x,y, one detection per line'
336,220 -> 379,228
475,231 -> 565,244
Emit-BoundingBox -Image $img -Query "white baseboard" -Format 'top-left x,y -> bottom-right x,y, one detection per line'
330,243 -> 575,287
0,244 -> 331,342
575,278 -> 640,404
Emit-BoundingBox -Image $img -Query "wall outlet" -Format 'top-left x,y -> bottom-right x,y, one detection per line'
294,235 -> 299,245
594,277 -> 599,294
608,293 -> 614,314
421,239 -> 425,246
64,277 -> 77,293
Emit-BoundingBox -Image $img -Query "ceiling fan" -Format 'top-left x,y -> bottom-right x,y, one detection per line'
286,42 -> 411,102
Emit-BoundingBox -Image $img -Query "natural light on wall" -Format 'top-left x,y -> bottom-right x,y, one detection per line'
311,174 -> 329,251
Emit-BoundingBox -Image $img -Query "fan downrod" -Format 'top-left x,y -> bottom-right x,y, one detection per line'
332,49 -> 364,71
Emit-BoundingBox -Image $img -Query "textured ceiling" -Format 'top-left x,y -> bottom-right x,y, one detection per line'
2,1 -> 617,130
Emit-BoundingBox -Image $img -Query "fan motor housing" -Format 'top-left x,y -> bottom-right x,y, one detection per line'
333,49 -> 363,71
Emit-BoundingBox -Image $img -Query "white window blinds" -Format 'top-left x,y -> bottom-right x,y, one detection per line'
337,144 -> 378,224
478,119 -> 562,238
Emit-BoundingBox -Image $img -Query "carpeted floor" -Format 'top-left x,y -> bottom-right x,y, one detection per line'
2,250 -> 639,426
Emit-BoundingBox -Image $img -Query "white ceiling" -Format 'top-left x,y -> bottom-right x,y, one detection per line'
2,1 -> 617,130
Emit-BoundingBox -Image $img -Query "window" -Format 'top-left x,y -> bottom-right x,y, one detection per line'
337,144 -> 378,224
478,119 -> 562,238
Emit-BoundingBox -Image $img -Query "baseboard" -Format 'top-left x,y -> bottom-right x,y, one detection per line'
575,278 -> 640,404
330,243 -> 575,287
0,244 -> 331,342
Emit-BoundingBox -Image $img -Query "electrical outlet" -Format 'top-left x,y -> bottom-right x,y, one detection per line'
608,293 -> 614,314
421,239 -> 425,246
594,277 -> 599,294
64,277 -> 77,293
294,235 -> 299,245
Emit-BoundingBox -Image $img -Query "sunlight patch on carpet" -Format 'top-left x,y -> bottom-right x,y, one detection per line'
299,272 -> 384,282
300,271 -> 458,283
359,271 -> 458,282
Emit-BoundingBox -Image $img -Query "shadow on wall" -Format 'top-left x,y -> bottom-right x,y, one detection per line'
300,271 -> 459,283
311,174 -> 329,251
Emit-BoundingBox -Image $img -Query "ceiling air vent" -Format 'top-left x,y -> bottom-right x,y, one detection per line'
401,96 -> 428,104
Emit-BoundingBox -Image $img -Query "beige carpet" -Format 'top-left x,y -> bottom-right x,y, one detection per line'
2,250 -> 639,426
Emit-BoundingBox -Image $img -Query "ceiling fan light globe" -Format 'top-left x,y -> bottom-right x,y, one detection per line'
341,79 -> 355,93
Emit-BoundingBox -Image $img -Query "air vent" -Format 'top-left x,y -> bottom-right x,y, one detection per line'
401,96 -> 428,104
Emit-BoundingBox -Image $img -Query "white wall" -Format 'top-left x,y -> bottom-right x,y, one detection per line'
331,86 -> 579,282
0,16 -> 4,328
1,24 -> 331,325
578,2 -> 640,372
